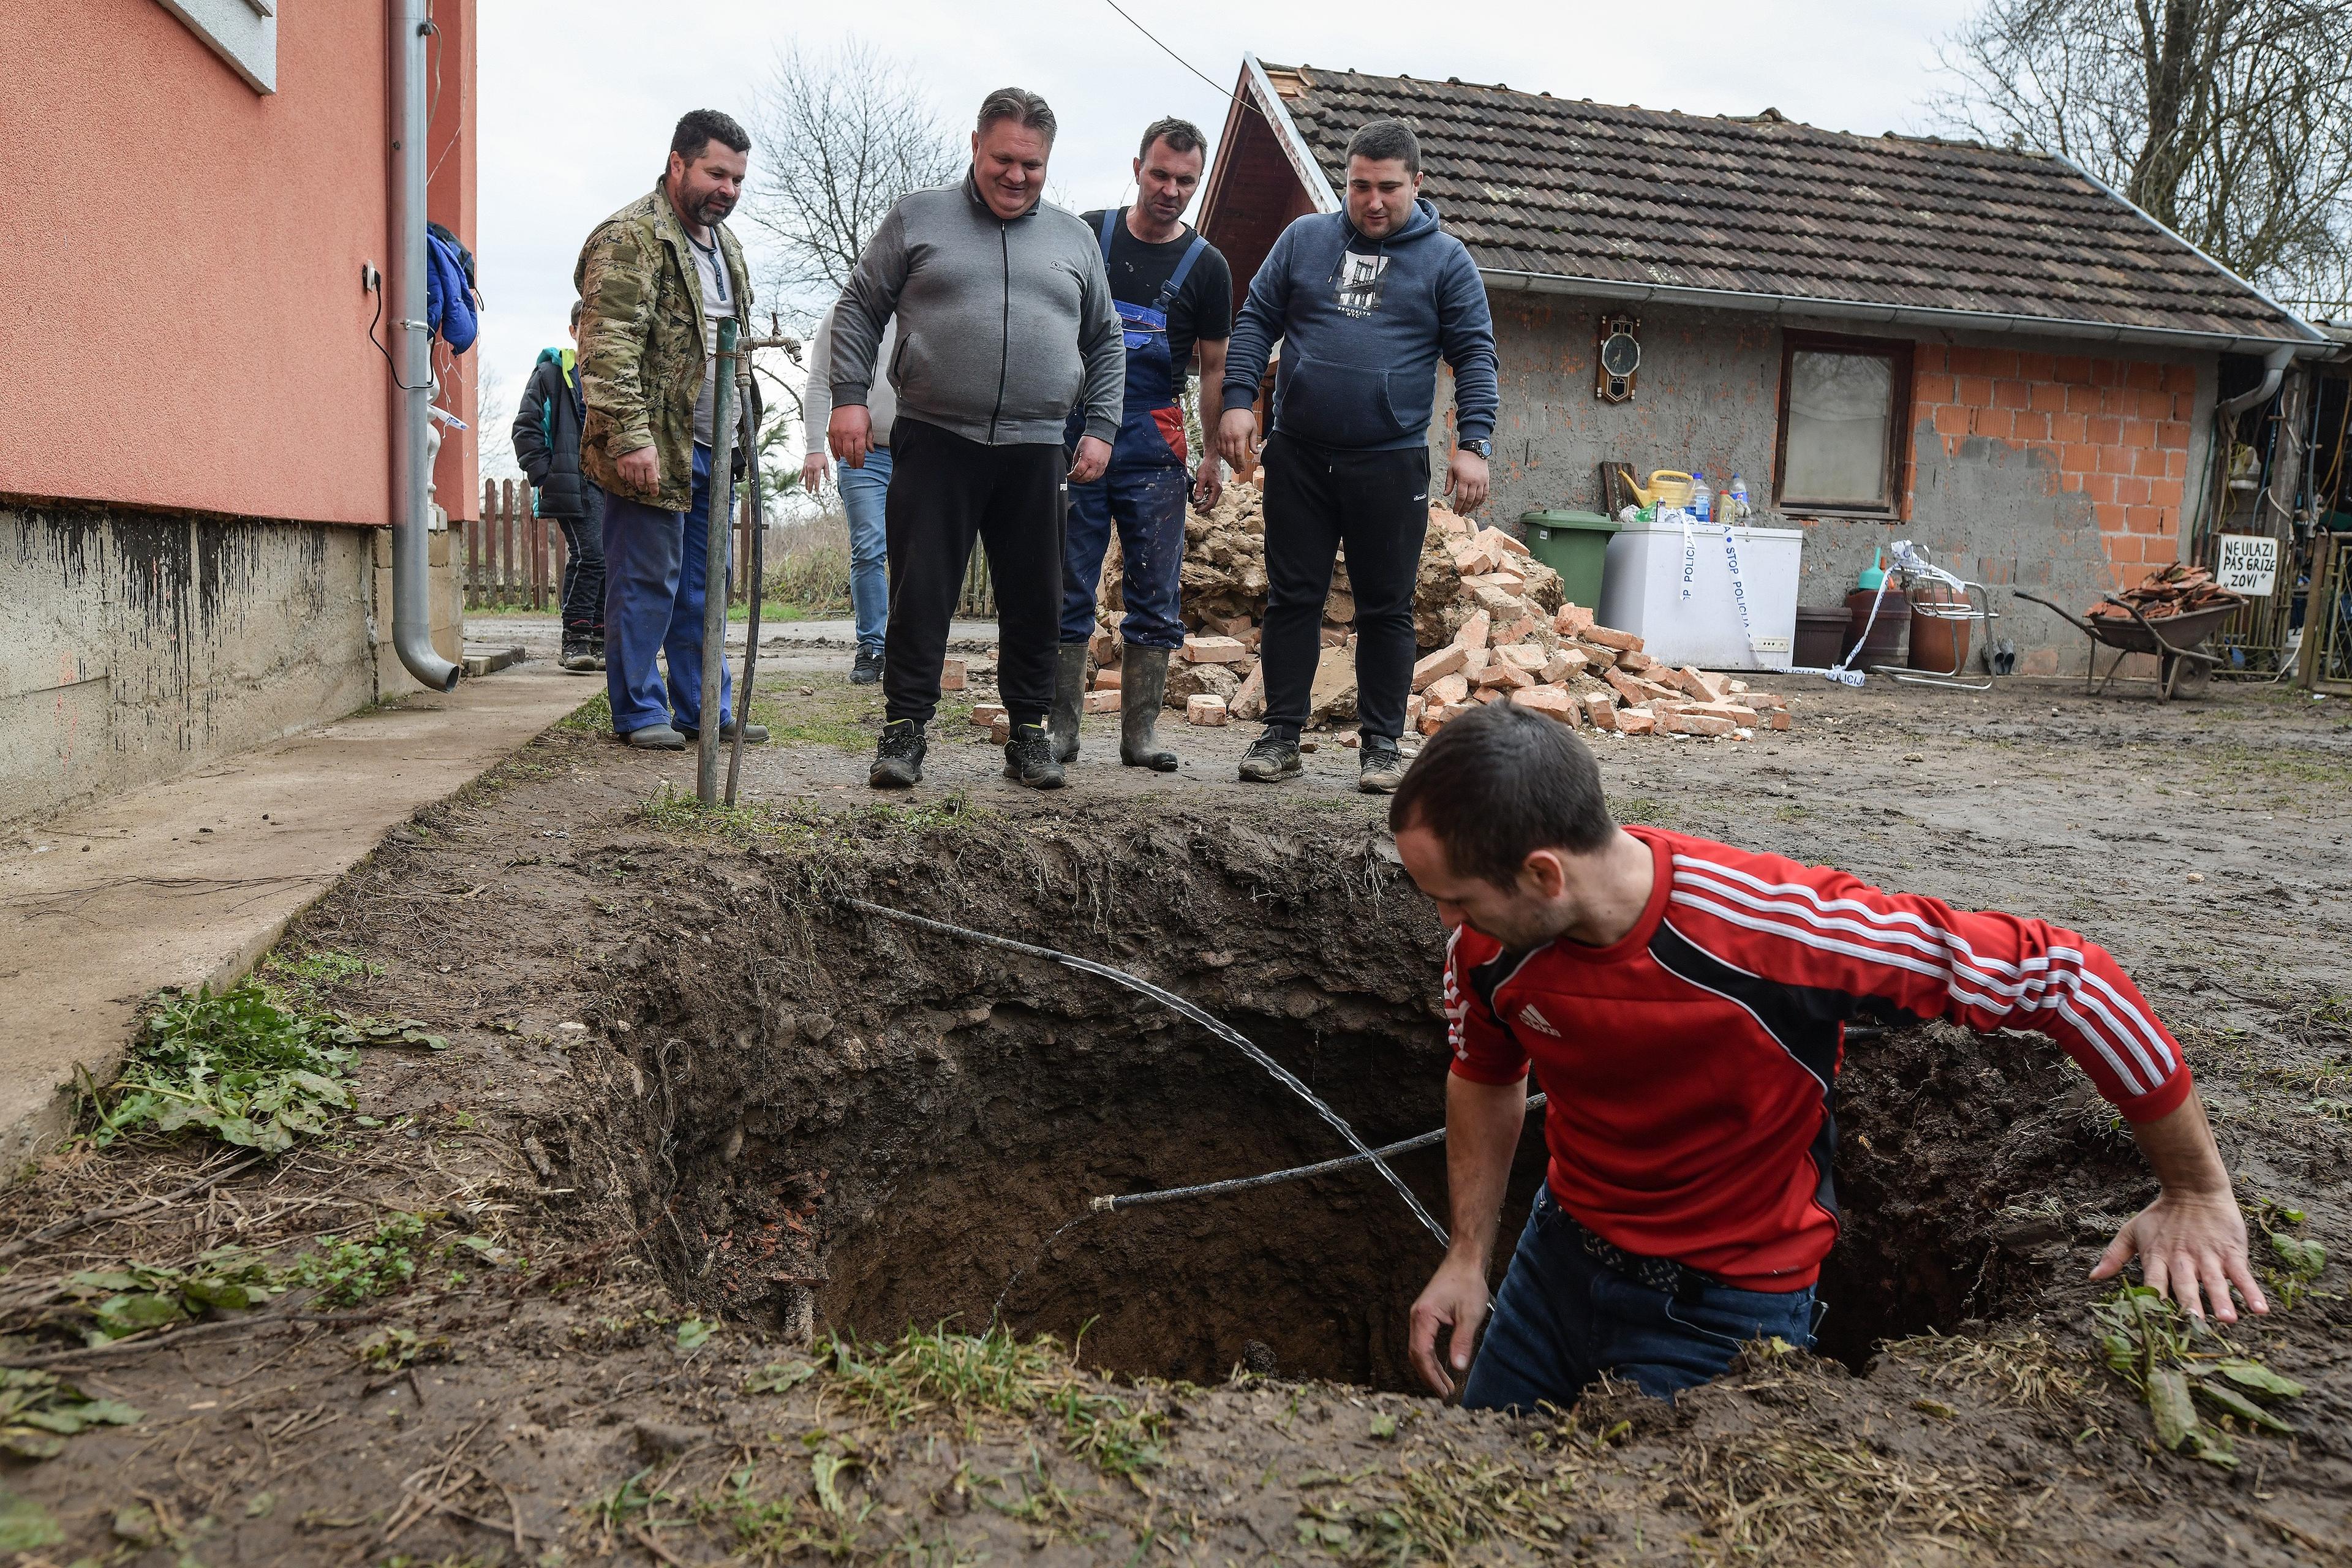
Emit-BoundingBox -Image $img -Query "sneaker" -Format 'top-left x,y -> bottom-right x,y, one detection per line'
677,721 -> 769,745
1237,733 -> 1302,783
1002,723 -> 1066,790
1358,734 -> 1408,794
560,637 -> 599,673
850,647 -> 884,685
870,718 -> 925,788
622,724 -> 686,751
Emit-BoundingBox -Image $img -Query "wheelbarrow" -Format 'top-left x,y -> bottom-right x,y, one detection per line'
2011,589 -> 2244,700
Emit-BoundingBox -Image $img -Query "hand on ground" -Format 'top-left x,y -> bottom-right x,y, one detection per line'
2090,1188 -> 2268,1322
1408,1256 -> 1491,1398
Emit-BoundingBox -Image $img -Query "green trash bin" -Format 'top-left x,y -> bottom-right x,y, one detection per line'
1519,510 -> 1620,609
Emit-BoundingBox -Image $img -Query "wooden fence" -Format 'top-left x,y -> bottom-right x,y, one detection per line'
469,478 -> 997,617
468,480 -> 758,611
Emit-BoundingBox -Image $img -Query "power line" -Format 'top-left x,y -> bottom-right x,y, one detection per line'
1095,0 -> 1270,129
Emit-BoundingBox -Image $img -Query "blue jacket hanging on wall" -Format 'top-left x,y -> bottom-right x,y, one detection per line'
425,223 -> 480,352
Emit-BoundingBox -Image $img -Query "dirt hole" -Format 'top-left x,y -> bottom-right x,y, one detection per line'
587,829 -> 2108,1393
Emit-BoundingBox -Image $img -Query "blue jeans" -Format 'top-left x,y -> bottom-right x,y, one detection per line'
600,443 -> 732,736
837,448 -> 892,656
1461,1187 -> 1817,1410
1059,464 -> 1188,650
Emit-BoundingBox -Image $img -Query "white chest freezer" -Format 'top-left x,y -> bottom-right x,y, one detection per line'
1594,520 -> 1804,672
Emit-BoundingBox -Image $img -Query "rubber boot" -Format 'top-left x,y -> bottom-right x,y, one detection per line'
1046,643 -> 1088,764
1119,646 -> 1179,771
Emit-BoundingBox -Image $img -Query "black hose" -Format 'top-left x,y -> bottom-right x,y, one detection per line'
839,898 -> 1451,1248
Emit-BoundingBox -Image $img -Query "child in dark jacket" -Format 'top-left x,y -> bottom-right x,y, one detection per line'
511,303 -> 606,671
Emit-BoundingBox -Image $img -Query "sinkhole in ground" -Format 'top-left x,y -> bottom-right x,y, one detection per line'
607,819 -> 2103,1395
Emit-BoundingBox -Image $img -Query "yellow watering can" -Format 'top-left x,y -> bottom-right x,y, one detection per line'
1618,468 -> 1695,508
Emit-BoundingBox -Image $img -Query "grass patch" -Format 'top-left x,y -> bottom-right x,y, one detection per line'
1682,1434 -> 2008,1563
85,982 -> 360,1155
287,1212 -> 430,1305
1884,1329 -> 2088,1415
1611,794 -> 1678,826
559,692 -> 614,733
790,1325 -> 1172,1480
635,785 -> 982,846
260,948 -> 380,997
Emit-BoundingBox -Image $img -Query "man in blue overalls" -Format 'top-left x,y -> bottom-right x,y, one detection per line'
1049,118 -> 1233,771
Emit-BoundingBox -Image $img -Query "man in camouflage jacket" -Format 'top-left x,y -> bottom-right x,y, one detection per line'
573,108 -> 762,748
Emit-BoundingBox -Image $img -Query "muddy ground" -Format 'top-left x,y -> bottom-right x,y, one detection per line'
6,665 -> 2352,1565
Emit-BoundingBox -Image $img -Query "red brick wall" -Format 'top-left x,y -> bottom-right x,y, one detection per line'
1909,347 -> 2196,587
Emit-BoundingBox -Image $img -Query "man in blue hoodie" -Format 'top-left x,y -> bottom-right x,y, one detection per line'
1218,119 -> 1499,793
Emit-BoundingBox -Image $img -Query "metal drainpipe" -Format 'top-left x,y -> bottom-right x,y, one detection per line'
2217,344 -> 2296,420
385,0 -> 460,693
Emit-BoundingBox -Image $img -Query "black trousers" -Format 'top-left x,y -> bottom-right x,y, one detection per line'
883,417 -> 1066,728
555,484 -> 605,636
1259,432 -> 1431,741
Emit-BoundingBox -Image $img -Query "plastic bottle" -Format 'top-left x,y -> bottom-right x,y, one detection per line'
1727,474 -> 1749,522
1858,547 -> 1885,591
1690,470 -> 1711,525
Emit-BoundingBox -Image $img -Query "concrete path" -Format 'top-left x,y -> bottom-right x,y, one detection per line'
0,662 -> 597,1168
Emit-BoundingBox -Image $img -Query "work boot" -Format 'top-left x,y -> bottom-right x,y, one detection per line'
560,636 -> 598,673
850,646 -> 884,685
1046,643 -> 1088,763
1358,734 -> 1408,794
1119,646 -> 1178,772
589,635 -> 607,671
622,724 -> 686,751
1237,730 -> 1302,783
677,720 -> 769,745
1003,723 -> 1066,790
870,718 -> 925,788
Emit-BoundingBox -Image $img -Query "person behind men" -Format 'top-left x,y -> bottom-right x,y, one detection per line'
1044,118 -> 1233,772
574,108 -> 767,751
1390,703 -> 2265,1410
511,301 -> 606,673
1217,118 -> 1499,794
829,88 -> 1123,791
799,299 -> 899,685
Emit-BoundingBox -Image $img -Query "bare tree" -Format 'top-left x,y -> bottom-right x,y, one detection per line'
1931,0 -> 2352,314
742,39 -> 963,318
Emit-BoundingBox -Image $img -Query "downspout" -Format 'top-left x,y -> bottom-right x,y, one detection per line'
2217,343 -> 2295,418
385,0 -> 460,692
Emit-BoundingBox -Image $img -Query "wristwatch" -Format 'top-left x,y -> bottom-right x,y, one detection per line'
1459,439 -> 1493,460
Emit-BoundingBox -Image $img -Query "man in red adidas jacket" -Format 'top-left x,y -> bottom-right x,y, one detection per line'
1390,703 -> 2263,1409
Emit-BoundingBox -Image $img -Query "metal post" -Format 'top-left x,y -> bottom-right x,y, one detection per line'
696,317 -> 739,804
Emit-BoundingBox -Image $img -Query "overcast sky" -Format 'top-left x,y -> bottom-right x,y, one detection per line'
475,0 -> 1973,450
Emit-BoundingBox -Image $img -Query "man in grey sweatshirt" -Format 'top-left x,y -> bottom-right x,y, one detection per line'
828,87 -> 1125,790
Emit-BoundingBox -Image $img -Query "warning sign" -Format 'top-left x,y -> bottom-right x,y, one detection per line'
2215,534 -> 2279,597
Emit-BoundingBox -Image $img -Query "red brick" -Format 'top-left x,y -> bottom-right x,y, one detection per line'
2018,352 -> 2057,382
2091,358 -> 2122,386
2157,420 -> 2190,450
2098,444 -> 2133,475
1994,379 -> 2030,410
2165,448 -> 2187,478
2067,384 -> 2103,413
2053,411 -> 2088,442
1980,349 -> 2020,377
2054,355 -> 2094,383
2121,418 -> 2153,448
2160,363 -> 2195,393
2087,415 -> 2122,445
2106,534 -> 2143,563
2061,442 -> 2098,473
2143,535 -> 2180,565
2150,478 -> 2185,508
2029,381 -> 2067,413
1932,403 -> 1971,437
2115,476 -> 2152,506
1948,345 -> 1994,375
2011,411 -> 2051,443
2144,389 -> 2180,421
2060,472 -> 2084,492
1913,372 -> 1955,404
2124,361 -> 2163,391
1976,409 -> 2014,440
2128,505 -> 2163,533
2133,446 -> 2168,477
1954,374 -> 1994,407
2084,472 -> 2118,503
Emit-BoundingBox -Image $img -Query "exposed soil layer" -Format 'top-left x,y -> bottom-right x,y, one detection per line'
4,672 -> 2351,1564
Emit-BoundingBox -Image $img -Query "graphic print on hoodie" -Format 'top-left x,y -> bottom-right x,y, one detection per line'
1336,252 -> 1389,317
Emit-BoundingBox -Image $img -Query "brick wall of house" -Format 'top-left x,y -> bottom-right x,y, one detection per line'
1909,347 -> 2197,589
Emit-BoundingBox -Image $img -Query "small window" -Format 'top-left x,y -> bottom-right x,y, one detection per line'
155,0 -> 279,95
1776,333 -> 1912,514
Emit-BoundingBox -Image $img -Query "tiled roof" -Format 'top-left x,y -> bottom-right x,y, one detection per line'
1267,65 -> 2312,344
